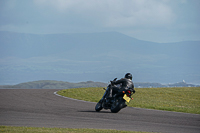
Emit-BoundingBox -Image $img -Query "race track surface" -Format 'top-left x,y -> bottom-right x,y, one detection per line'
0,89 -> 200,133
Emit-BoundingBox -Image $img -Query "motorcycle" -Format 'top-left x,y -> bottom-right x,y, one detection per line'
95,78 -> 134,113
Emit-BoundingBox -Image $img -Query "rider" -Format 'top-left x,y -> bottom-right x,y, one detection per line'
109,73 -> 135,98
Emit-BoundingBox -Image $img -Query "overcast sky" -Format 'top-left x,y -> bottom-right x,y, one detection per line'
0,0 -> 199,43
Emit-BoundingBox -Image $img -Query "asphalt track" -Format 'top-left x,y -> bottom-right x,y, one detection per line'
0,89 -> 200,133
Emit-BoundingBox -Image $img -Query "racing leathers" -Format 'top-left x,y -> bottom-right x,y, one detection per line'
109,78 -> 135,98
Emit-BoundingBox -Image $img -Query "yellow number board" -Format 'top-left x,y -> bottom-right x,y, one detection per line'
123,94 -> 131,103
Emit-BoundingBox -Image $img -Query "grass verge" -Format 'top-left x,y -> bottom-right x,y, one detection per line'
0,126 -> 151,133
57,87 -> 200,114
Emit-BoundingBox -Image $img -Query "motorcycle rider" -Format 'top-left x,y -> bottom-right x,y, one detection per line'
109,73 -> 135,98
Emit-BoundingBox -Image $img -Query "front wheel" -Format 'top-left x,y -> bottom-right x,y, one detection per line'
95,100 -> 103,112
110,98 -> 124,113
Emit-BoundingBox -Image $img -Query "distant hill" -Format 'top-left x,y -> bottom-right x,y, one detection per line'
0,31 -> 200,85
0,80 -> 108,89
134,82 -> 199,88
0,80 -> 198,89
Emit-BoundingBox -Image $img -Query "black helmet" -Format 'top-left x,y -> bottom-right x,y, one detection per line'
125,73 -> 132,80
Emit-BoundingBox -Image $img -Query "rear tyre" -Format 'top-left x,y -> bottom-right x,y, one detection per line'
95,100 -> 103,112
110,98 -> 124,113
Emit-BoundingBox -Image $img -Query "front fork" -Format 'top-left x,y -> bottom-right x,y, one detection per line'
101,87 -> 109,100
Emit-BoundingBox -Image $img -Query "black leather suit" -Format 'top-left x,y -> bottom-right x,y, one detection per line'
109,78 -> 135,97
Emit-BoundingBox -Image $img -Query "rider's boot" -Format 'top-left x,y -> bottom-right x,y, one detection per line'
105,87 -> 113,103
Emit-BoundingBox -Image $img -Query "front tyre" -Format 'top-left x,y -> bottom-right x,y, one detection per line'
95,100 -> 103,112
110,98 -> 124,113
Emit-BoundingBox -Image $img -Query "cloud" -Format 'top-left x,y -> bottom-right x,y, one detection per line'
0,0 -> 199,42
33,0 -> 175,27
105,1 -> 175,27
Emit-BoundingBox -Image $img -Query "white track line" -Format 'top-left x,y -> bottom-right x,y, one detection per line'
54,91 -> 96,103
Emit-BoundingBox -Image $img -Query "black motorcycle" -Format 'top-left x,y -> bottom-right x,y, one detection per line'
95,78 -> 134,113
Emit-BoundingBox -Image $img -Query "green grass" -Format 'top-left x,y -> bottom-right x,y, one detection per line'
0,126 -> 151,133
57,87 -> 200,114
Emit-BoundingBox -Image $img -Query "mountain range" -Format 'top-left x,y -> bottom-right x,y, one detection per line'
0,31 -> 200,85
0,80 -> 198,89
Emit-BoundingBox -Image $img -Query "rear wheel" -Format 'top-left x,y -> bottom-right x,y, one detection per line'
110,98 -> 124,113
95,100 -> 103,112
